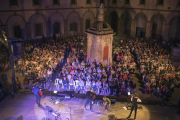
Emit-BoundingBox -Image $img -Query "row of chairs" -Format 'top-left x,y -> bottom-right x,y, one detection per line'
54,78 -> 136,95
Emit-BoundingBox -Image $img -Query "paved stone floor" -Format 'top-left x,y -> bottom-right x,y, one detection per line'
0,93 -> 179,120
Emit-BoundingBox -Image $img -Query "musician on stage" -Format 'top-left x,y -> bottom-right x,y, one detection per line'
32,84 -> 42,107
127,93 -> 142,119
103,96 -> 111,110
84,88 -> 95,111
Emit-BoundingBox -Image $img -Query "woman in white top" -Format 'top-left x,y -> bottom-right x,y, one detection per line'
69,79 -> 75,91
103,81 -> 109,94
85,79 -> 91,91
59,79 -> 63,91
96,80 -> 102,94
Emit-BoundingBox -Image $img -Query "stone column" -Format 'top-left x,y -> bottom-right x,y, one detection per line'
26,23 -> 31,40
64,19 -> 68,35
94,17 -> 97,23
162,24 -> 170,41
130,19 -> 136,37
80,18 -> 83,34
145,21 -> 151,38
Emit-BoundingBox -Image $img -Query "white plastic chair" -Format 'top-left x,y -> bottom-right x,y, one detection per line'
54,78 -> 60,89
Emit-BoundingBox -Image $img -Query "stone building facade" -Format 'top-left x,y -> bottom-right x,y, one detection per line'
0,0 -> 180,41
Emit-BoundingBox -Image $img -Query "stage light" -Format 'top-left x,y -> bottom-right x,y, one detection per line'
55,100 -> 59,104
53,91 -> 57,93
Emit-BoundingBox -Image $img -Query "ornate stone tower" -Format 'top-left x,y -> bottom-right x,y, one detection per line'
86,4 -> 115,65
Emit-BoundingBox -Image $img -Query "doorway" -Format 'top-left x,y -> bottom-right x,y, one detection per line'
14,26 -> 21,38
110,12 -> 118,34
103,46 -> 108,60
151,23 -> 157,38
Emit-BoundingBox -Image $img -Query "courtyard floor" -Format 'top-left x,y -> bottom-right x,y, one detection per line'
0,93 -> 180,120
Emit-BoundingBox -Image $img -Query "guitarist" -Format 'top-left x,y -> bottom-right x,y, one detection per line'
103,96 -> 111,110
32,83 -> 42,107
91,89 -> 96,104
84,88 -> 95,111
127,93 -> 142,119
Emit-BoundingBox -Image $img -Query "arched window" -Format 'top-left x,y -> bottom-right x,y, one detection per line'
112,0 -> 116,4
53,0 -> 59,4
33,0 -> 40,5
140,0 -> 145,5
86,0 -> 91,4
125,0 -> 129,4
14,26 -> 21,38
35,23 -> 42,36
100,0 -> 104,4
86,19 -> 90,30
71,0 -> 76,4
70,23 -> 77,31
178,0 -> 180,6
9,0 -> 18,6
157,0 -> 163,5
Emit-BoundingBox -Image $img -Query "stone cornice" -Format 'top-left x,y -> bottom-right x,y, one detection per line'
1,7 -> 180,13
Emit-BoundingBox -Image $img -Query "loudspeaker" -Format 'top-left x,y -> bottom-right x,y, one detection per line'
108,114 -> 117,120
110,99 -> 116,104
2,74 -> 7,82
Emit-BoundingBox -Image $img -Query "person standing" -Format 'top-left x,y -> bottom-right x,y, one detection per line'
127,93 -> 142,119
41,76 -> 46,89
32,84 -> 41,107
84,88 -> 94,111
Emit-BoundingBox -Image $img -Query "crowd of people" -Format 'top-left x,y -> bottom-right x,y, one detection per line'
1,34 -> 180,100
53,37 -> 180,100
14,36 -> 74,90
54,38 -> 137,96
130,38 -> 180,99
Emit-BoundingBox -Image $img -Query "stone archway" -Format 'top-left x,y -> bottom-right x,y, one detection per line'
134,12 -> 147,37
29,14 -> 47,39
120,11 -> 131,36
7,15 -> 27,40
67,12 -> 80,35
150,14 -> 165,39
50,13 -> 64,35
109,11 -> 118,34
169,16 -> 180,42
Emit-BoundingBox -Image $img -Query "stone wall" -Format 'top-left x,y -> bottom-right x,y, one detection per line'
87,33 -> 113,65
0,0 -> 180,41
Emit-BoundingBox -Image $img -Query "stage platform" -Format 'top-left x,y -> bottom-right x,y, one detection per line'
22,89 -> 165,106
0,93 -> 179,120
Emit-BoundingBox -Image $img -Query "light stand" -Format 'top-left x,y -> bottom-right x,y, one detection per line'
8,39 -> 17,93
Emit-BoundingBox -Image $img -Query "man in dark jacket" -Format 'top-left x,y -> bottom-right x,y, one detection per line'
84,88 -> 94,110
